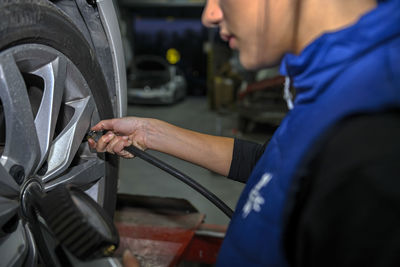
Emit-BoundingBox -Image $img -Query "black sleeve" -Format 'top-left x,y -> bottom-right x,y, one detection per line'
284,111 -> 400,267
227,138 -> 267,183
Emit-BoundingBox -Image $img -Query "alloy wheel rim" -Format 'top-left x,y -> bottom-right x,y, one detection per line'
0,44 -> 107,266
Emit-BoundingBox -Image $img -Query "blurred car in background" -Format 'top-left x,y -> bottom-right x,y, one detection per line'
128,55 -> 187,104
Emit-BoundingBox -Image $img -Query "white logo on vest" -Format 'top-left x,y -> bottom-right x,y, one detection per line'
242,173 -> 273,218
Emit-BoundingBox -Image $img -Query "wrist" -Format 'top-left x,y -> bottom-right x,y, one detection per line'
142,118 -> 164,151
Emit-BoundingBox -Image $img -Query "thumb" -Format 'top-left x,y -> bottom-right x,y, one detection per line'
122,250 -> 140,267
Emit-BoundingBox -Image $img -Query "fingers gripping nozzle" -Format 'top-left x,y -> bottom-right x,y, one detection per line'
85,130 -> 106,143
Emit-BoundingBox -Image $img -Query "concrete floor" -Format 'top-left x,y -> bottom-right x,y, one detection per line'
118,97 -> 271,225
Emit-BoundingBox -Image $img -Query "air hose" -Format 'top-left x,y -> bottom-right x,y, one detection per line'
87,131 -> 234,219
123,145 -> 234,218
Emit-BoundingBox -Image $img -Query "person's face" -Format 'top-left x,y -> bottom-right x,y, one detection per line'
202,0 -> 295,70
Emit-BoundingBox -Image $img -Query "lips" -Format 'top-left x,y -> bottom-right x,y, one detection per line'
220,32 -> 237,49
220,33 -> 231,42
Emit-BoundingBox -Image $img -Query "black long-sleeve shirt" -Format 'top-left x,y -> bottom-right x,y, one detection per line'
227,138 -> 267,183
227,111 -> 400,266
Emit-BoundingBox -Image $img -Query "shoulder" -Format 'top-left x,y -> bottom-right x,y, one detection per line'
318,110 -> 400,168
284,110 -> 400,267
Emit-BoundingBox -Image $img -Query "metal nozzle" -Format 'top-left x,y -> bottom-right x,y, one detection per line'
85,130 -> 105,142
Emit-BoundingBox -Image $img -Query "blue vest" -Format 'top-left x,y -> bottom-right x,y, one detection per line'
217,1 -> 400,266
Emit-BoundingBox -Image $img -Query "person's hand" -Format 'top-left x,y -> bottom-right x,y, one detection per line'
122,250 -> 140,267
88,117 -> 150,158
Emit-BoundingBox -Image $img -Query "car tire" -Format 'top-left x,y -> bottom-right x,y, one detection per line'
0,0 -> 118,265
0,0 -> 118,215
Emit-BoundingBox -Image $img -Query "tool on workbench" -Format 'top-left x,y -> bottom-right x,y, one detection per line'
86,130 -> 234,218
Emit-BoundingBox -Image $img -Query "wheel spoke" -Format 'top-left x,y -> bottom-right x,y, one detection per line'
32,56 -> 67,169
0,197 -> 19,238
0,221 -> 29,267
0,164 -> 19,198
44,158 -> 105,191
0,53 -> 40,176
42,96 -> 95,182
22,224 -> 38,267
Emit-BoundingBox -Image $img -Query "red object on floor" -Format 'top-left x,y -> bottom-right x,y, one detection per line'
116,224 -> 196,267
182,226 -> 225,264
114,194 -> 226,266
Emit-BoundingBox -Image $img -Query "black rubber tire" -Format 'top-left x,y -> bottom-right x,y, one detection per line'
0,0 -> 118,216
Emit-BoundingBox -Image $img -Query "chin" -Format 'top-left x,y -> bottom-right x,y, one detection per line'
239,52 -> 281,70
239,54 -> 261,70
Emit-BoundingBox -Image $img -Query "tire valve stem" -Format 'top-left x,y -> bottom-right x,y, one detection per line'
85,130 -> 105,143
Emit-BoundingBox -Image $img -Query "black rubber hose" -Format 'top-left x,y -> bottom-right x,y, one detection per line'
124,145 -> 234,219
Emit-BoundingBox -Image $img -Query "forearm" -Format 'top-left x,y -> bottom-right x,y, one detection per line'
144,119 -> 234,176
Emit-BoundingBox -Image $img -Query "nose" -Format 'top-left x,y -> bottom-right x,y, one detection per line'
202,0 -> 223,28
